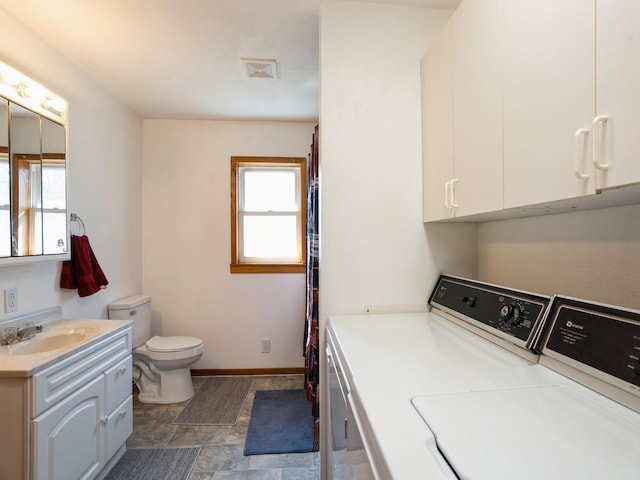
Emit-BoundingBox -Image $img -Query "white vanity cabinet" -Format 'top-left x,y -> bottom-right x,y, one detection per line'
0,323 -> 132,480
32,376 -> 105,480
422,0 -> 502,221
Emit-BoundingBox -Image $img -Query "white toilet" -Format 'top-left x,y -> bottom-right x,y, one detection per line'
108,295 -> 203,404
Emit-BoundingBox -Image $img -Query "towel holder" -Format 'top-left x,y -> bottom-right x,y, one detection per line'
70,213 -> 86,235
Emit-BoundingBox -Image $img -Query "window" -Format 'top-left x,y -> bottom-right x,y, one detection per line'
231,156 -> 306,274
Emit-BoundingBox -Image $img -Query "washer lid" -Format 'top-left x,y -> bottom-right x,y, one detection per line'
146,335 -> 202,352
412,385 -> 640,480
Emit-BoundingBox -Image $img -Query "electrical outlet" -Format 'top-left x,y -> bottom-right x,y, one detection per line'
261,338 -> 271,354
4,288 -> 17,313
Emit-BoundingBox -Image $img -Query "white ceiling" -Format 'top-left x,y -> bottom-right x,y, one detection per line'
0,0 -> 460,121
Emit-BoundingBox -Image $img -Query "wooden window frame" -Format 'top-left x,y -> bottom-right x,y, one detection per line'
230,156 -> 307,274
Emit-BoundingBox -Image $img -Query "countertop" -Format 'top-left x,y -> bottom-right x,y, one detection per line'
0,319 -> 132,377
327,311 -> 549,479
328,312 -> 457,479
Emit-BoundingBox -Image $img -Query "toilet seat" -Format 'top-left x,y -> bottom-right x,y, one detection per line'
134,337 -> 203,362
146,335 -> 202,353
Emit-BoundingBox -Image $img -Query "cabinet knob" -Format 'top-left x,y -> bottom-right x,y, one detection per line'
118,366 -> 127,375
100,415 -> 108,425
118,409 -> 127,418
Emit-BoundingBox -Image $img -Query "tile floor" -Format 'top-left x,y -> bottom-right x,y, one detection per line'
128,374 -> 320,480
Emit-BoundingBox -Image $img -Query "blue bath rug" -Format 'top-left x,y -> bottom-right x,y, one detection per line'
244,389 -> 316,455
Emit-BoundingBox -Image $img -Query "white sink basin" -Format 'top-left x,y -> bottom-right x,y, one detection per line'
9,327 -> 100,356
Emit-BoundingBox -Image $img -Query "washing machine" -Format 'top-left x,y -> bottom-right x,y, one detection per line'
326,275 -> 640,479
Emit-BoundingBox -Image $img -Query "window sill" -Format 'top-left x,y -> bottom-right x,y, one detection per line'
230,263 -> 306,274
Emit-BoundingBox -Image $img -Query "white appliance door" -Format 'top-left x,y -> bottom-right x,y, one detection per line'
412,385 -> 640,480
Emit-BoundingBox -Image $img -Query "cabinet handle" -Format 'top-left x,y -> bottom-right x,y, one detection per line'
574,128 -> 590,179
100,415 -> 108,425
450,179 -> 459,208
444,181 -> 452,209
592,115 -> 609,171
118,409 -> 127,418
118,366 -> 127,375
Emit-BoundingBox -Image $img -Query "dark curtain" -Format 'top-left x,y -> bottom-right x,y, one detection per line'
304,125 -> 320,449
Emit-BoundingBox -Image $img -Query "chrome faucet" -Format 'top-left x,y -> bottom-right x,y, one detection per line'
17,323 -> 43,342
1,323 -> 43,345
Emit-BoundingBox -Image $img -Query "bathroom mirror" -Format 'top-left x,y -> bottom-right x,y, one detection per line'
41,118 -> 67,255
1,100 -> 68,262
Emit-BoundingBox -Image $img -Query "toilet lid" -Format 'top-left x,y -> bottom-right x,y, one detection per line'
146,335 -> 202,352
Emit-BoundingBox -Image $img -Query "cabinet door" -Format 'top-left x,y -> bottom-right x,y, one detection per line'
32,376 -> 104,480
422,20 -> 454,221
595,0 -> 640,190
502,0 -> 596,208
451,0 -> 503,217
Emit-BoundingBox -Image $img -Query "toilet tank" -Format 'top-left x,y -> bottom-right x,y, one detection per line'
108,295 -> 151,348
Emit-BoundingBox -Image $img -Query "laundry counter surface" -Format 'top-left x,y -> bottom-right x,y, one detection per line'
327,312 -> 458,479
326,311 -> 558,479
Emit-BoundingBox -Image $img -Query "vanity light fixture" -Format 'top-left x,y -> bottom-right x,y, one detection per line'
0,60 -> 67,121
241,58 -> 277,79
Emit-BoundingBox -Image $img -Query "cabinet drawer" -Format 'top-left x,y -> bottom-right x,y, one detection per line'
105,395 -> 132,461
31,328 -> 132,417
105,356 -> 132,413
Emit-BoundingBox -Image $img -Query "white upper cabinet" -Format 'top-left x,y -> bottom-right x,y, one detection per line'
422,20 -> 454,222
502,0 -> 596,209
595,0 -> 640,190
423,0 -> 640,221
451,0 -> 503,217
422,0 -> 502,221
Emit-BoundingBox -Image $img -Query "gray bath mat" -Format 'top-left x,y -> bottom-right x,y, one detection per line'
173,376 -> 253,425
105,447 -> 199,480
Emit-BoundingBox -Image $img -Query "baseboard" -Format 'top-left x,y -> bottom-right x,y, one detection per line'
191,367 -> 305,376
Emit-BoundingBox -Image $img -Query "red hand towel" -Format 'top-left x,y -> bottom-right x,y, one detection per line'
60,235 -> 108,297
60,256 -> 76,289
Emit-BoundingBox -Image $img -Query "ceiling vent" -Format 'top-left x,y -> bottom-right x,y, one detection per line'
241,58 -> 277,79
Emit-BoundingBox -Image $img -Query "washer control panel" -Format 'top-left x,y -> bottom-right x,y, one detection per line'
429,276 -> 550,347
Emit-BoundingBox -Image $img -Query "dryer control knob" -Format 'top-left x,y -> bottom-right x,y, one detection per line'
500,304 -> 514,320
500,302 -> 523,326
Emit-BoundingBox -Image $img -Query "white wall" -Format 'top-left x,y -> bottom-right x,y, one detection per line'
319,1 -> 477,319
142,119 -> 316,369
478,204 -> 640,309
0,7 -> 143,321
318,3 -> 477,477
